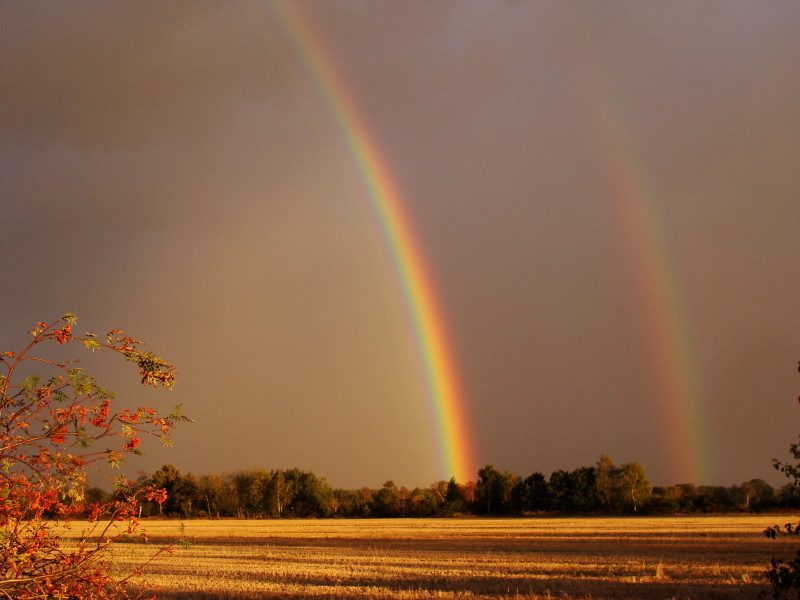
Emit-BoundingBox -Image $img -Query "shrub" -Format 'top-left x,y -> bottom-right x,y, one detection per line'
0,314 -> 188,599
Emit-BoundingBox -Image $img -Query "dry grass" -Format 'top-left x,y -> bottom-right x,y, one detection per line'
62,515 -> 800,599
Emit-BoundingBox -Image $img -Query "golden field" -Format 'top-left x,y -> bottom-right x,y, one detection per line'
70,516 -> 800,599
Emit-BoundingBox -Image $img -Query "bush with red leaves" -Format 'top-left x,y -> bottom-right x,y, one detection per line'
0,314 -> 189,599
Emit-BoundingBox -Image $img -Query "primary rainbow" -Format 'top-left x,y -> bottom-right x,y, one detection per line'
564,12 -> 710,485
270,1 -> 476,483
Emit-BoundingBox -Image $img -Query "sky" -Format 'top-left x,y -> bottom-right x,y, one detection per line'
2,0 -> 799,490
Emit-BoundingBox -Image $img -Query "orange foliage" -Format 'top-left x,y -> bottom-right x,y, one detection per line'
0,315 -> 188,599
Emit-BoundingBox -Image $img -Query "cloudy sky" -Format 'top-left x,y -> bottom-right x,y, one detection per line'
2,1 -> 799,490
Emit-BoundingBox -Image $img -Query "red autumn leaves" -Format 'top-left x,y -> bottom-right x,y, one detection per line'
0,314 -> 186,600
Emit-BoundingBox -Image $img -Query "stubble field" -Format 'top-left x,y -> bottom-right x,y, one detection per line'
78,516 -> 799,599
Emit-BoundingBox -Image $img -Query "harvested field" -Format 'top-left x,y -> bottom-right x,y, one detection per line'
69,516 -> 800,599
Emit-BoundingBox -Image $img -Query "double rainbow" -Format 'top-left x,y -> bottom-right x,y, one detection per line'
268,3 -> 709,486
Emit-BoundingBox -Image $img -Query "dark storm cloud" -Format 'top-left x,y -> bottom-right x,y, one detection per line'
0,1 -> 299,146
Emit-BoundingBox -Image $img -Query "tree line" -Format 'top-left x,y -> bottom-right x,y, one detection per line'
6,315 -> 795,600
83,455 -> 797,519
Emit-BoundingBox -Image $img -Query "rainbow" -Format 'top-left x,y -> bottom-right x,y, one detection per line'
598,118 -> 709,486
269,1 -> 477,483
564,13 -> 710,485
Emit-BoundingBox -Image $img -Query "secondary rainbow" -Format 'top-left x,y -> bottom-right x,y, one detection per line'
270,1 -> 476,483
564,11 -> 710,485
595,106 -> 710,485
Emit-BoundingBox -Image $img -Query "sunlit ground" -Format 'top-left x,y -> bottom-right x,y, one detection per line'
59,515 -> 800,599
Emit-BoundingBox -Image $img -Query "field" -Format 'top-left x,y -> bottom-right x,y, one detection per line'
74,516 -> 800,599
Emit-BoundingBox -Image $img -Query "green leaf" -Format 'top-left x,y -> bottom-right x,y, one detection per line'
106,450 -> 122,468
95,386 -> 116,400
67,368 -> 94,394
62,313 -> 78,325
82,339 -> 101,352
168,404 -> 194,424
21,374 -> 41,393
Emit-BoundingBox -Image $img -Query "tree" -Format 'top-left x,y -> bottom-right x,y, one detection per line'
331,488 -> 371,517
694,485 -> 734,512
83,486 -> 114,507
544,467 -> 598,512
196,473 -> 227,518
0,314 -> 187,599
548,469 -> 573,511
264,469 -> 294,518
407,487 -> 438,517
281,469 -> 333,517
734,479 -> 774,510
148,464 -> 186,517
444,477 -> 467,514
654,484 -> 693,512
476,465 -> 519,514
372,480 -> 406,517
570,466 -> 599,511
514,472 -> 549,513
430,480 -> 449,510
615,462 -> 651,512
231,470 -> 265,518
595,455 -> 616,511
777,483 -> 800,510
